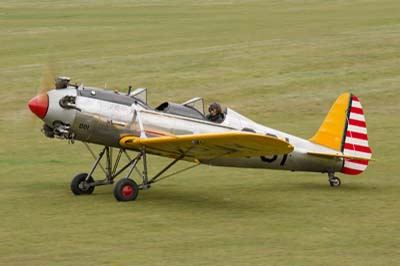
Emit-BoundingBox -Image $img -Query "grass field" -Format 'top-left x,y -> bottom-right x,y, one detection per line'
1,0 -> 400,265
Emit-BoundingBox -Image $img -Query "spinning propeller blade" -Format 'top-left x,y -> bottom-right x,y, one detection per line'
39,64 -> 55,97
29,65 -> 55,125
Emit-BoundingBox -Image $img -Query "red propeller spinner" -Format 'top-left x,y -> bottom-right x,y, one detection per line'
28,94 -> 49,119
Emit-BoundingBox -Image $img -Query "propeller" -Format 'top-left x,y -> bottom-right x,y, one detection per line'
38,64 -> 55,98
30,65 -> 56,126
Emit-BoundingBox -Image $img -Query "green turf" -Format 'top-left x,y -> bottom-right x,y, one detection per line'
1,0 -> 399,265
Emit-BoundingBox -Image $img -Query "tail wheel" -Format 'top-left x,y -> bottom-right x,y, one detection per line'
114,178 -> 139,202
71,173 -> 95,195
329,176 -> 341,187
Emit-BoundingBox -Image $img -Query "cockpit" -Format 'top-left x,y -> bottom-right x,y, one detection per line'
155,97 -> 206,120
155,97 -> 227,123
129,89 -> 213,122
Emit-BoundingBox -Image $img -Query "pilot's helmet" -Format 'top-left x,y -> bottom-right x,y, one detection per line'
209,102 -> 222,113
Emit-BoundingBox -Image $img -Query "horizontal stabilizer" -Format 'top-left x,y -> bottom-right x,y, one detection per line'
120,132 -> 294,160
307,151 -> 374,161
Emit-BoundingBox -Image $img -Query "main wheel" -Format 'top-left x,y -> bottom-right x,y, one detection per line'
114,178 -> 139,202
71,173 -> 95,195
329,176 -> 341,187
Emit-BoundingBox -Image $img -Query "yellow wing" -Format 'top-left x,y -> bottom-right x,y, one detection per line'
119,132 -> 293,160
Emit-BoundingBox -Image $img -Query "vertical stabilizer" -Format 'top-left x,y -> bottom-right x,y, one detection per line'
310,93 -> 372,175
310,93 -> 351,151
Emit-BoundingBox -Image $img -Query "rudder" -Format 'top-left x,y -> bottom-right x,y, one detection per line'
341,95 -> 372,175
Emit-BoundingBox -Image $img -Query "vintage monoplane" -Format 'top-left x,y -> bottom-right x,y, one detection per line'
28,77 -> 373,201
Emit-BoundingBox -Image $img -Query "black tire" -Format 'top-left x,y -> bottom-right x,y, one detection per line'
329,177 -> 341,187
114,178 -> 139,202
71,173 -> 95,195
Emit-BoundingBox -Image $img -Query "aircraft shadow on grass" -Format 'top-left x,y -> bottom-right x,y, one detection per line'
76,178 -> 379,212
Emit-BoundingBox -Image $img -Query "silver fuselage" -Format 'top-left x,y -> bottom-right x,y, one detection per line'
43,87 -> 343,174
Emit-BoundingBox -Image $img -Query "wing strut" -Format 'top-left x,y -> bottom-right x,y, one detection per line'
149,154 -> 185,184
131,103 -> 147,139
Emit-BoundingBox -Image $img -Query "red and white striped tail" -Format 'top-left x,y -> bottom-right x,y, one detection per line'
341,95 -> 372,175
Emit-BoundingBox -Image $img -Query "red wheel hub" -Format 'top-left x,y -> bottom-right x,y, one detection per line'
122,185 -> 134,198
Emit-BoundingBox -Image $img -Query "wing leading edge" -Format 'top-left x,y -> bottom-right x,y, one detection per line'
119,132 -> 293,160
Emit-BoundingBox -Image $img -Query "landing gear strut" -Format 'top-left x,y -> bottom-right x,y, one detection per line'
328,172 -> 341,187
70,143 -> 192,202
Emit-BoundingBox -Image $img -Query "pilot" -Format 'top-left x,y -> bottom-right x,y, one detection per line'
207,102 -> 224,123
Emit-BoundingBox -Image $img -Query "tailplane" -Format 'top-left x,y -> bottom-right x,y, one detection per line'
310,93 -> 372,175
